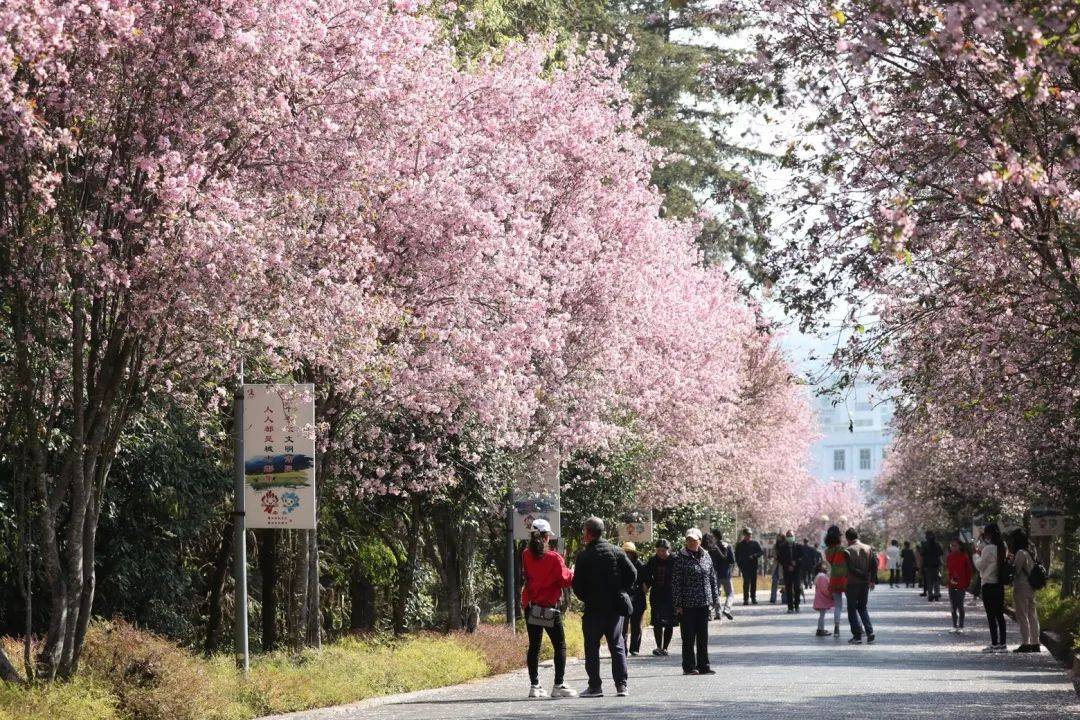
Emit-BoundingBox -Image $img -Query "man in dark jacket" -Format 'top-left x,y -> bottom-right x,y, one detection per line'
734,528 -> 764,605
672,528 -> 718,675
921,531 -> 944,602
572,516 -> 636,698
776,531 -> 802,613
704,533 -> 735,620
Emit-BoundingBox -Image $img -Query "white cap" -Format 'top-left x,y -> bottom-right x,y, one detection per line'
531,518 -> 552,534
684,528 -> 703,541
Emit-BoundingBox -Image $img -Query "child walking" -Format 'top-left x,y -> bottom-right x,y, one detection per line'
813,560 -> 835,636
946,538 -> 974,633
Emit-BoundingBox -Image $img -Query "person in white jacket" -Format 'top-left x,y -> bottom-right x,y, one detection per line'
974,523 -> 1008,653
886,540 -> 901,587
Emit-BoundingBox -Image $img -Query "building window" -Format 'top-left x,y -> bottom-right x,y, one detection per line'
859,448 -> 872,470
833,449 -> 846,471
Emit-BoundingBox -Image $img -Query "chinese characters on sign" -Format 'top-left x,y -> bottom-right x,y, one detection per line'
617,508 -> 653,544
243,384 -> 316,529
1030,508 -> 1065,538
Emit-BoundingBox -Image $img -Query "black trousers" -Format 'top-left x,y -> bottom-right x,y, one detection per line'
783,569 -> 800,610
622,608 -> 645,653
948,587 -> 966,628
982,582 -> 1006,646
526,611 -> 566,685
741,566 -> 758,602
679,606 -> 711,672
888,569 -> 899,586
653,624 -> 673,650
582,611 -> 628,689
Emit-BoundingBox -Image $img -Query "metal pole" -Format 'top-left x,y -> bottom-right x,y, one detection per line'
233,373 -> 250,673
506,500 -> 515,632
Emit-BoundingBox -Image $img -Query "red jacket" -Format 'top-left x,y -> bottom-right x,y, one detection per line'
522,549 -> 574,608
946,550 -> 974,590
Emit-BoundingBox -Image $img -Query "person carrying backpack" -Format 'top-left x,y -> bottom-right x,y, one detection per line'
1009,528 -> 1043,653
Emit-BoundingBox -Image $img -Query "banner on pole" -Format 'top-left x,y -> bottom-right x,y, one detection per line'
617,509 -> 653,544
243,384 -> 317,529
512,449 -> 560,541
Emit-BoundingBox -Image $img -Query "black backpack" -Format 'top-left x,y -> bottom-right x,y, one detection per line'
1026,550 -> 1048,590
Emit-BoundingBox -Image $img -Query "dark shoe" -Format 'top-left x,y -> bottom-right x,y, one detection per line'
629,651 -> 638,657
742,600 -> 749,606
580,686 -> 603,698
751,599 -> 758,605
698,668 -> 716,675
848,636 -> 863,644
816,629 -> 831,637
615,684 -> 628,697
722,609 -> 734,620
786,608 -> 794,614
1029,645 -> 1041,653
1013,645 -> 1028,653
652,648 -> 664,656
683,669 -> 699,675
866,634 -> 876,644
660,648 -> 670,656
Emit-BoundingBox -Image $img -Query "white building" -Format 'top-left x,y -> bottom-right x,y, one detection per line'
811,381 -> 893,494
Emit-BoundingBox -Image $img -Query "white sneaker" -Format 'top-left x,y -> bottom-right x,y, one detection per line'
981,645 -> 998,653
551,684 -> 577,698
529,684 -> 548,699
994,644 -> 1009,653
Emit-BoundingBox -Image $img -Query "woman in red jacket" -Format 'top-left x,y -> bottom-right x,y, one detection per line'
521,518 -> 576,699
946,538 -> 974,633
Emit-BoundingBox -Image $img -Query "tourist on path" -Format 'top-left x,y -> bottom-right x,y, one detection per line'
643,538 -> 676,656
1008,529 -> 1042,653
621,541 -> 647,656
776,531 -> 802,613
823,525 -> 847,637
704,532 -> 735,620
945,538 -> 973,634
901,541 -> 917,587
800,538 -> 819,592
921,532 -> 944,601
974,523 -> 1008,653
886,540 -> 901,588
571,516 -> 637,697
843,527 -> 876,644
671,528 -> 719,675
521,519 -> 576,699
812,560 -> 834,636
734,528 -> 764,605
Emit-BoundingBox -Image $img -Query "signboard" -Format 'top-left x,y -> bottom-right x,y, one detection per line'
617,509 -> 653,544
512,449 -> 560,541
243,384 -> 316,529
1028,515 -> 1062,537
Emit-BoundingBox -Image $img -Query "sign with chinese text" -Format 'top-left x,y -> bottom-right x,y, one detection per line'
243,384 -> 316,529
1030,508 -> 1065,538
512,449 -> 560,541
617,508 -> 653,544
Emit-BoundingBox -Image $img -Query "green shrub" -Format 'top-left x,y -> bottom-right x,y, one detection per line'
1034,583 -> 1080,650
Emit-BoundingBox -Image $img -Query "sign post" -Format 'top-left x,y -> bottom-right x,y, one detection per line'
232,382 -> 249,672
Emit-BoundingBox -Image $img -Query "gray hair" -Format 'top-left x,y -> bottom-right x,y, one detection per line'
584,516 -> 605,539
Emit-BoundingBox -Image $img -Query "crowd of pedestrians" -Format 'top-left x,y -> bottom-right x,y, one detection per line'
519,515 -> 1048,699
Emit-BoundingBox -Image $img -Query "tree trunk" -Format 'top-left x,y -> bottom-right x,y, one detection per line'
0,648 -> 26,685
1062,513 -> 1078,598
292,529 -> 309,650
257,530 -> 279,652
392,497 -> 422,635
204,516 -> 234,656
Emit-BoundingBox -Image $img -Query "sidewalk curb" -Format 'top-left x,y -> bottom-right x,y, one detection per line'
255,657 -> 582,720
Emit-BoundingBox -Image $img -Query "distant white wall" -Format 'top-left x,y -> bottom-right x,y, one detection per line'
810,381 -> 893,494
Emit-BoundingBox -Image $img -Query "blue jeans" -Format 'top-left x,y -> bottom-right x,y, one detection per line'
845,585 -> 873,638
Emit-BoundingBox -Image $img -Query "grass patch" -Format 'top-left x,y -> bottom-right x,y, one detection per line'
2,617 -> 549,720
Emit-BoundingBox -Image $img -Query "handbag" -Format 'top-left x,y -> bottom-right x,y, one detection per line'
527,604 -> 559,628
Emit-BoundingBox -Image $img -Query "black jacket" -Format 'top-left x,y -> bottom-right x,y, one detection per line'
921,540 -> 944,569
708,543 -> 735,580
776,539 -> 800,571
734,539 -> 763,569
628,555 -> 647,612
572,538 -> 637,615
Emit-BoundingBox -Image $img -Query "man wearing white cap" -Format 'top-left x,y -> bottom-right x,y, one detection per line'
671,528 -> 719,675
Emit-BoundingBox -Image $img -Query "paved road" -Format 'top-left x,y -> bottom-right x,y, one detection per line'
274,587 -> 1079,720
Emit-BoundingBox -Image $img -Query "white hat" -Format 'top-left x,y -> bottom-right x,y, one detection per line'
684,528 -> 703,541
531,518 -> 552,534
